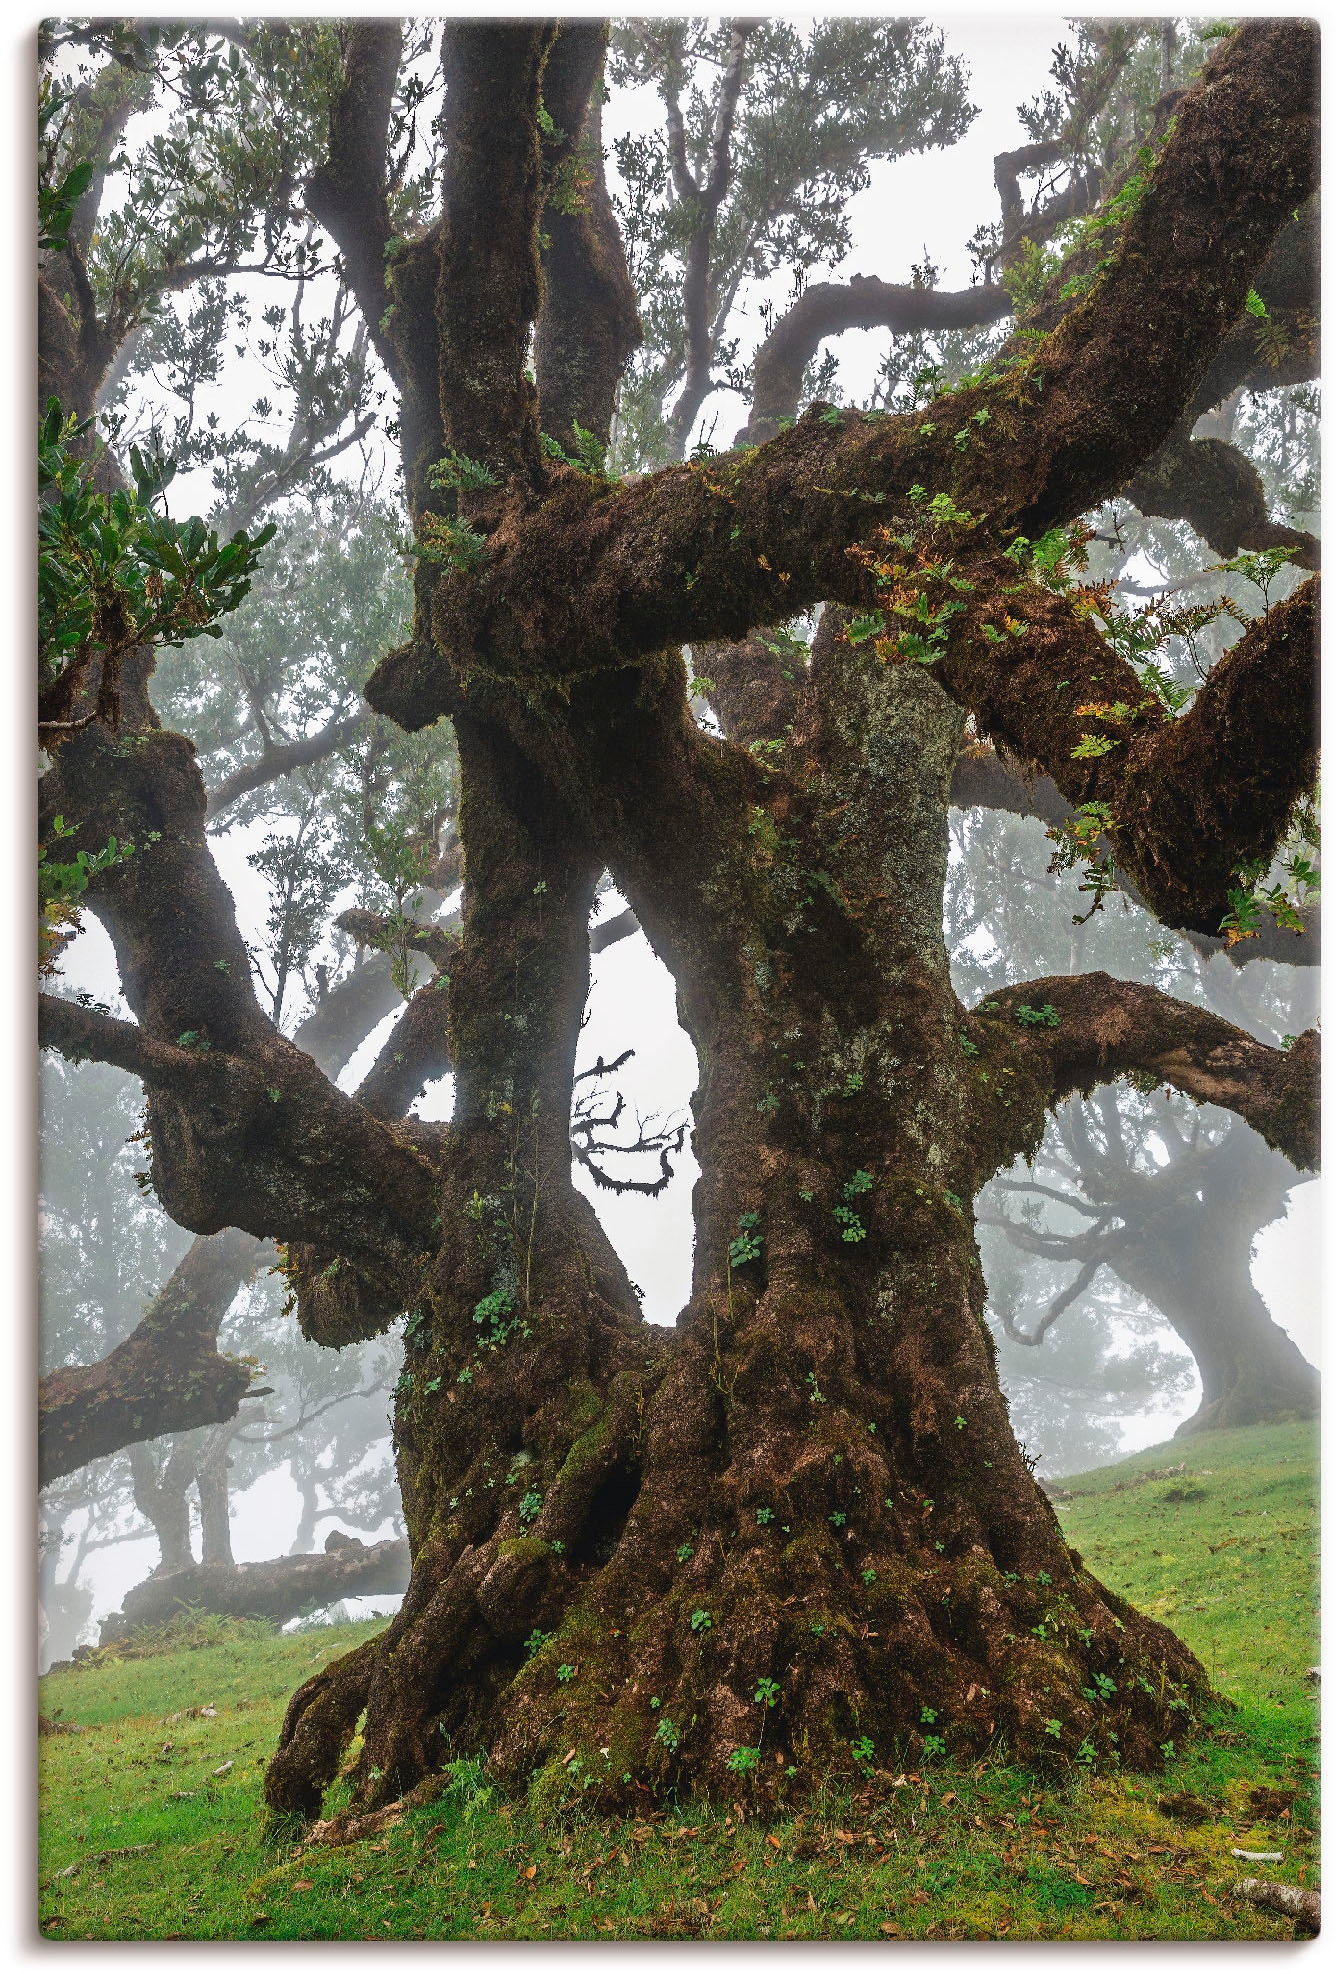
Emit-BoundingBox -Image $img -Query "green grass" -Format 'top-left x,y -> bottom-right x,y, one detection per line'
1052,1418 -> 1319,1716
39,1423 -> 1318,1940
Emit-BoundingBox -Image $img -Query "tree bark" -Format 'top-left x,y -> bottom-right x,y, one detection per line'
1232,1879 -> 1320,1930
533,27 -> 642,456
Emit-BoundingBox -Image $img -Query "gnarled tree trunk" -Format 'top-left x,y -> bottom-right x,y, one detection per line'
986,1102 -> 1319,1435
252,16 -> 1319,1821
265,650 -> 1213,1821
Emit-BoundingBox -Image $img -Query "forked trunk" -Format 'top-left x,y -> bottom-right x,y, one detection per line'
265,652 -> 1208,1821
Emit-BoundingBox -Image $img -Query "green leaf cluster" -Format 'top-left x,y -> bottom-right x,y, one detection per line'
39,398 -> 274,701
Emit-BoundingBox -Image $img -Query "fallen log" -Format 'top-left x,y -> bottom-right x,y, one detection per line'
1232,1879 -> 1320,1930
98,1532 -> 410,1642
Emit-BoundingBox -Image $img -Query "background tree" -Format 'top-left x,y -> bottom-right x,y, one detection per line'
982,1095 -> 1318,1438
37,17 -> 1318,1827
607,17 -> 977,465
943,791 -> 1318,1450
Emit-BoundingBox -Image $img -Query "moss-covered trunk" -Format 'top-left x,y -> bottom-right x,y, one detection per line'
265,650 -> 1208,1822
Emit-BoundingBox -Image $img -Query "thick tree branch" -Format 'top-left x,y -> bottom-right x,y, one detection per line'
39,713 -> 449,1273
39,991 -> 441,1269
36,918 -> 452,1487
286,956 -> 410,1077
534,27 -> 642,454
1113,578 -> 1318,933
38,1227 -> 263,1489
950,740 -> 1320,966
38,993 -> 207,1085
304,20 -> 404,390
936,570 -> 1318,936
100,1533 -> 411,1639
1187,201 -> 1318,415
368,19 -> 1316,724
978,973 -> 1318,1171
1126,428 -> 1317,568
436,21 -> 557,488
589,905 -> 641,955
335,908 -> 458,976
353,978 -> 452,1122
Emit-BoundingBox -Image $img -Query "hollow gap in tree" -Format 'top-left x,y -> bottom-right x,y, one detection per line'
572,880 -> 699,1327
566,1461 -> 643,1570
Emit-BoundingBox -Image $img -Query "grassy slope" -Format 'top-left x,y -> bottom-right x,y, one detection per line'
38,1421 -> 1318,1941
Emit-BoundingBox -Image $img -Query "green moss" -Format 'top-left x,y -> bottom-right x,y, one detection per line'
497,1536 -> 550,1566
552,1410 -> 615,1490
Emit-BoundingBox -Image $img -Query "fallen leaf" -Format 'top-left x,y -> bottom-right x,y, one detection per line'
525,1865 -> 536,1880
292,1879 -> 314,1892
211,1761 -> 233,1777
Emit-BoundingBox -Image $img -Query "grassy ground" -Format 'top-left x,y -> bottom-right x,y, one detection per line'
38,1420 -> 1318,1940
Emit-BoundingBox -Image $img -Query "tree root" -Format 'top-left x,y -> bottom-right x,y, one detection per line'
302,1773 -> 452,1851
263,1633 -> 386,1816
